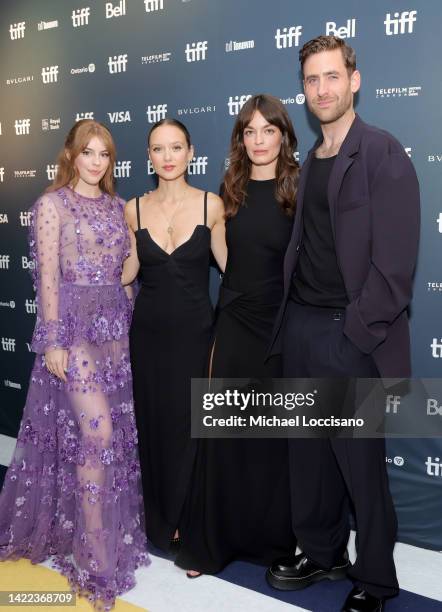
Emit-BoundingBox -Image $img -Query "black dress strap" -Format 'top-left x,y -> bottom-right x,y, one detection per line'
203,191 -> 208,227
135,196 -> 141,230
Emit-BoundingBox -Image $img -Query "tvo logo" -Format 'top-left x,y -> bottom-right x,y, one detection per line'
146,104 -> 167,123
275,25 -> 302,49
384,10 -> 417,35
227,95 -> 252,116
185,41 -> 208,62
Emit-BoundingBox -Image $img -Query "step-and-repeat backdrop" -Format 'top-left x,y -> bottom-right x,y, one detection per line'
0,0 -> 441,549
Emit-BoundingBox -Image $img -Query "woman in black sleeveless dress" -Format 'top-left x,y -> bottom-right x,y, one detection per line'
176,95 -> 300,575
122,119 -> 226,552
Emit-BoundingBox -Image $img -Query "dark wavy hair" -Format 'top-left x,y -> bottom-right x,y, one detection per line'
223,94 -> 299,218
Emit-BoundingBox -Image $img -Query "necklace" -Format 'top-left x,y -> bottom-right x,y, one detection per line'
157,190 -> 187,235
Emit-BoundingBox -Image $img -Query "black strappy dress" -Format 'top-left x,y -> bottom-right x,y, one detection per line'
130,192 -> 213,551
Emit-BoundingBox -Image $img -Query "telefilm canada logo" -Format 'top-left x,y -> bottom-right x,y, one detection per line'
0,301 -> 15,309
141,52 -> 172,64
14,170 -> 36,179
376,86 -> 421,99
4,380 -> 21,390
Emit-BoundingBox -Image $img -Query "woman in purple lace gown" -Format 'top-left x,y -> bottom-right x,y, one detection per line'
0,120 -> 149,609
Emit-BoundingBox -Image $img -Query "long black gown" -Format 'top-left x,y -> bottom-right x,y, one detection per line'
130,193 -> 213,551
176,178 -> 296,573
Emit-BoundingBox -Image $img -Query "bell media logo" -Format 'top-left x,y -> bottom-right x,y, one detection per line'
275,25 -> 302,49
185,41 -> 208,62
108,54 -> 128,73
46,164 -> 58,180
146,104 -> 168,123
15,119 -> 30,135
106,0 -> 126,18
10,22 -> 26,40
325,19 -> 356,39
384,10 -> 417,35
188,157 -> 208,175
114,161 -> 132,178
41,66 -> 59,84
145,0 -> 164,12
108,111 -> 131,123
227,95 -> 252,116
0,255 -> 10,269
72,8 -> 90,27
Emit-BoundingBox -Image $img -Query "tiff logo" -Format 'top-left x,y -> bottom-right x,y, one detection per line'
0,255 -> 10,269
185,41 -> 208,62
76,112 -> 94,121
275,25 -> 302,49
41,65 -> 59,84
10,22 -> 26,40
431,338 -> 442,358
15,119 -> 30,135
326,19 -> 356,39
114,161 -> 131,178
106,0 -> 126,18
188,156 -> 208,175
437,213 -> 442,233
384,10 -> 417,35
46,164 -> 58,180
385,395 -> 400,414
145,0 -> 164,11
1,338 -> 15,352
108,54 -> 128,73
146,104 -> 167,123
228,95 -> 252,116
0,168 -> 4,182
25,299 -> 37,314
20,211 -> 31,226
426,457 -> 442,477
72,8 -> 91,27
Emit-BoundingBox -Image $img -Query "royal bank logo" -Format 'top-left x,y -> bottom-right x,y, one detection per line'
108,54 -> 128,73
9,22 -> 26,40
42,117 -> 61,131
275,25 -> 302,49
14,170 -> 36,179
38,20 -> 58,31
1,338 -> 16,352
146,104 -> 168,123
108,110 -> 131,123
75,112 -> 94,122
376,86 -> 421,99
0,255 -> 10,269
177,105 -> 216,117
185,41 -> 208,62
144,0 -> 164,12
0,214 -> 8,223
0,300 -> 15,308
46,164 -> 58,180
141,52 -> 172,64
71,63 -> 96,75
114,161 -> 131,178
5,74 -> 34,86
325,19 -> 356,39
15,119 -> 31,135
106,0 -> 126,18
41,65 -> 59,84
227,95 -> 252,116
427,282 -> 442,293
437,212 -> 442,233
25,299 -> 37,314
22,256 -> 35,270
188,156 -> 208,175
0,168 -> 4,182
20,211 -> 31,226
426,456 -> 442,477
431,338 -> 442,358
225,39 -> 255,52
384,10 -> 417,35
72,7 -> 90,27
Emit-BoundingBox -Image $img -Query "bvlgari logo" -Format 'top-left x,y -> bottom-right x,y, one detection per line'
6,74 -> 34,86
177,105 -> 216,117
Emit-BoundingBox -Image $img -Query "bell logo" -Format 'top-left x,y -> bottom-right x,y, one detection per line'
185,41 -> 208,62
41,66 -> 59,84
147,160 -> 155,175
106,0 -> 126,18
146,104 -> 168,123
427,399 -> 442,416
384,11 -> 417,35
15,119 -> 31,135
9,22 -> 26,40
426,457 -> 442,477
72,8 -> 91,27
1,338 -> 15,352
188,157 -> 208,175
108,54 -> 128,73
20,211 -> 31,226
0,255 -> 10,269
114,161 -> 131,178
75,112 -> 94,121
22,256 -> 35,270
108,111 -> 131,123
25,299 -> 37,314
227,95 -> 252,116
325,19 -> 356,39
275,26 -> 302,49
144,0 -> 164,12
46,164 -> 58,181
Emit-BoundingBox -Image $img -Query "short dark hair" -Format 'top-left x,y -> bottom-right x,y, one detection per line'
299,35 -> 356,75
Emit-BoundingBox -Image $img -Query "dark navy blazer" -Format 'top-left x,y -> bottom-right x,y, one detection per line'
269,114 -> 420,377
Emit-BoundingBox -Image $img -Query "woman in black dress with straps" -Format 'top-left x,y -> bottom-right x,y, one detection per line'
122,118 -> 226,552
176,94 -> 300,575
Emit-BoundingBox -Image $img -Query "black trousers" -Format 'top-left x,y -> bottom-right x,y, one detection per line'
282,300 -> 399,599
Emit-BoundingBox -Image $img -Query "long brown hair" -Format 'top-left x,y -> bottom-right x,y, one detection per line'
223,94 -> 299,218
47,119 -> 116,195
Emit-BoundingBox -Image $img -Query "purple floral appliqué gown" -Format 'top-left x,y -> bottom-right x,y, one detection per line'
0,187 -> 149,609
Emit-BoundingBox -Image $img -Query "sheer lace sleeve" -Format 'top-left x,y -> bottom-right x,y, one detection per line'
29,194 -> 70,353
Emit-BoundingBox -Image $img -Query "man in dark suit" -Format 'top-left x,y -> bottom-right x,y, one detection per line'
265,36 -> 420,612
